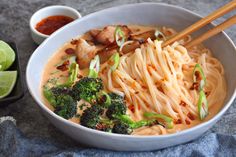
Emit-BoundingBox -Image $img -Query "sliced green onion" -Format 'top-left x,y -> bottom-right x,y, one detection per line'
198,90 -> 208,120
114,114 -> 157,129
88,55 -> 100,78
130,119 -> 157,129
108,52 -> 120,71
193,64 -> 206,91
143,112 -> 174,129
65,63 -> 79,86
114,114 -> 134,124
69,56 -> 77,64
114,26 -> 125,47
154,30 -> 166,41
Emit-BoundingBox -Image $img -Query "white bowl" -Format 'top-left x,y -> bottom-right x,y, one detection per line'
29,5 -> 81,45
26,3 -> 236,151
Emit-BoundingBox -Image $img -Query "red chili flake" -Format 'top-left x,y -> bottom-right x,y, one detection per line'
71,39 -> 78,45
174,119 -> 182,124
195,71 -> 202,81
96,123 -> 107,131
56,60 -> 70,71
128,105 -> 135,113
142,85 -> 147,89
190,82 -> 199,90
65,48 -> 75,55
138,104 -> 141,110
157,86 -> 164,93
187,113 -> 195,120
185,119 -> 191,125
179,101 -> 187,107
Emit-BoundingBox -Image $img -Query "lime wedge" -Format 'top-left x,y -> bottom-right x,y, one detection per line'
0,41 -> 15,70
0,50 -> 7,71
0,71 -> 17,99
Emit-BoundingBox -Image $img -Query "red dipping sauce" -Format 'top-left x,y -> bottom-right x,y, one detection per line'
35,15 -> 74,35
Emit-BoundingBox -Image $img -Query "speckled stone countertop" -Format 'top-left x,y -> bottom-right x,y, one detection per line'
0,0 -> 236,149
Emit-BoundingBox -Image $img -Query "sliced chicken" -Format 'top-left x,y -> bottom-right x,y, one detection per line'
130,30 -> 156,43
97,43 -> 118,63
121,41 -> 141,54
76,38 -> 97,69
89,25 -> 131,45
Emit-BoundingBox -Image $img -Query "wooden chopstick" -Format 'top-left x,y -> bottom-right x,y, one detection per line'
185,15 -> 236,48
162,0 -> 236,48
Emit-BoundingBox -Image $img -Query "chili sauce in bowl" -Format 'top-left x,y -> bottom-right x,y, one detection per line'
30,5 -> 81,44
35,15 -> 74,35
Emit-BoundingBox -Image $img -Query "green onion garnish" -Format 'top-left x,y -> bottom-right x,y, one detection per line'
193,64 -> 206,91
108,52 -> 120,71
65,63 -> 79,86
88,55 -> 100,78
197,90 -> 208,120
154,30 -> 166,41
143,112 -> 173,129
114,26 -> 125,47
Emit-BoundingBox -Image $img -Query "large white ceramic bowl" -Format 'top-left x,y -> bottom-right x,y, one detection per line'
26,3 -> 236,151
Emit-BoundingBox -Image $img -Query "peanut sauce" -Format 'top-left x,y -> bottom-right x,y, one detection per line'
36,15 -> 74,35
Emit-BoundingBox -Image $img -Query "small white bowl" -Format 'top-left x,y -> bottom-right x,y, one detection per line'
30,5 -> 81,45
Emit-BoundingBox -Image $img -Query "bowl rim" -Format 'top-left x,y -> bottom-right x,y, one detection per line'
26,2 -> 236,139
29,5 -> 82,38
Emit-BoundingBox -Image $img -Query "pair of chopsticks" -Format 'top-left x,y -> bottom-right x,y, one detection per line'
162,0 -> 236,48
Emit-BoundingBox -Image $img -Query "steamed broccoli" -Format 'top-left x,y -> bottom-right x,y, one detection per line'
43,86 -> 77,119
112,115 -> 157,134
80,104 -> 104,129
106,93 -> 126,119
72,77 -> 103,103
106,101 -> 127,119
80,104 -> 113,132
112,121 -> 132,134
109,93 -> 124,104
54,95 -> 77,119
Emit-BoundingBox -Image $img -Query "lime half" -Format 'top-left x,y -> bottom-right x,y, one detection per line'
0,41 -> 15,70
0,71 -> 17,99
0,50 -> 7,71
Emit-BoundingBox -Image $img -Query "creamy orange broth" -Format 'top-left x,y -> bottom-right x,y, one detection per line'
41,25 -> 225,135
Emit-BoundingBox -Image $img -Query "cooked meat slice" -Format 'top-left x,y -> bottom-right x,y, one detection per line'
75,39 -> 97,69
91,25 -> 131,45
121,41 -> 140,54
89,29 -> 101,37
97,43 -> 118,63
130,30 -> 156,43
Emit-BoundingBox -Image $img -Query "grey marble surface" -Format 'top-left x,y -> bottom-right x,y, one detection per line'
0,0 -> 236,148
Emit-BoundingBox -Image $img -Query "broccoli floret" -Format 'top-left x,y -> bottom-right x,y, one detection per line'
80,104 -> 114,132
50,86 -> 72,96
109,93 -> 124,104
106,102 -> 127,119
72,77 -> 103,103
105,93 -> 126,119
54,95 -> 77,119
112,121 -> 133,134
80,105 -> 104,129
112,115 -> 158,135
109,93 -> 124,102
43,86 -> 77,119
